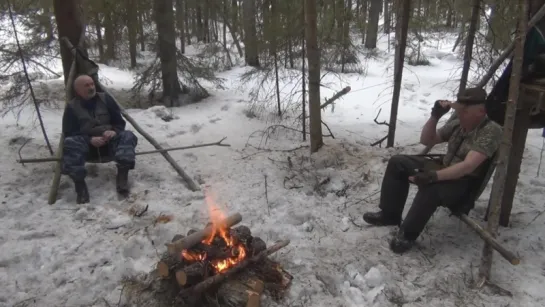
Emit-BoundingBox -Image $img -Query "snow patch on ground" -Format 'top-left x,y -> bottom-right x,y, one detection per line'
1,32 -> 545,307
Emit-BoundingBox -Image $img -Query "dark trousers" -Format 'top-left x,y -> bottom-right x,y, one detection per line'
379,155 -> 472,241
62,130 -> 138,181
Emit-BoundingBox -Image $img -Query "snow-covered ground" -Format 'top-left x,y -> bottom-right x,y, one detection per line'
2,31 -> 545,307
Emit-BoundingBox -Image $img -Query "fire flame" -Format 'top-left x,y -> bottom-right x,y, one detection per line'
180,191 -> 247,273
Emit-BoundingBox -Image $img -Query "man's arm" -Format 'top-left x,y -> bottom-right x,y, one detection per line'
62,106 -> 81,137
436,151 -> 488,181
104,93 -> 126,133
420,116 -> 443,146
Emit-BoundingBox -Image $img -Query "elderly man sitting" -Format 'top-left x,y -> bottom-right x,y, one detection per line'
61,74 -> 138,204
363,88 -> 502,254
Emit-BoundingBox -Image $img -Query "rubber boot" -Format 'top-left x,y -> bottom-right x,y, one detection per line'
116,165 -> 130,195
74,180 -> 90,204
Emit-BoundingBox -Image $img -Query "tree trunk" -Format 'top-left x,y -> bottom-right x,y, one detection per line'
153,0 -> 183,105
384,0 -> 390,33
479,0 -> 527,282
137,3 -> 146,51
127,0 -> 138,68
387,0 -> 411,147
94,12 -> 105,62
243,0 -> 259,66
103,10 -> 116,62
458,0 -> 480,93
365,0 -> 381,48
176,0 -> 186,53
53,0 -> 86,83
305,0 -> 323,153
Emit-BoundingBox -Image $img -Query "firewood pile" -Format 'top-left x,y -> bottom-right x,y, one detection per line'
155,212 -> 292,307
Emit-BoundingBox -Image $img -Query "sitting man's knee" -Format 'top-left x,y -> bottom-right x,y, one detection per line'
118,130 -> 138,145
388,154 -> 409,165
64,135 -> 90,150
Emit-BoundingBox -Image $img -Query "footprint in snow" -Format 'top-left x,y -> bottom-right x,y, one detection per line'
190,124 -> 203,134
167,130 -> 187,138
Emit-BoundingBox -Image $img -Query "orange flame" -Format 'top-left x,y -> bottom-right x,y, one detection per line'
180,190 -> 247,273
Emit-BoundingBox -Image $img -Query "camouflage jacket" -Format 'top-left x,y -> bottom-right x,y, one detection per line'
437,117 -> 503,176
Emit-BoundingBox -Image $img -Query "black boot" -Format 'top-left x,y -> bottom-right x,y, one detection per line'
116,165 -> 130,195
389,230 -> 414,254
74,180 -> 90,204
363,210 -> 401,226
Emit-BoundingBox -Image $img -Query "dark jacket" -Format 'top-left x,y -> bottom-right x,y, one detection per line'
62,92 -> 126,138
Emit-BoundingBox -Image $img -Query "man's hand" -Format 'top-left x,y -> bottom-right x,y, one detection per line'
409,170 -> 438,186
103,130 -> 117,141
431,100 -> 451,119
90,136 -> 106,147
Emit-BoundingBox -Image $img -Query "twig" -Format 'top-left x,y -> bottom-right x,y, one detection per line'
525,209 -> 545,227
373,108 -> 390,126
118,284 -> 126,307
538,137 -> 544,177
371,135 -> 388,147
17,137 -> 32,167
370,108 -> 390,147
7,0 -> 53,156
264,174 -> 270,216
237,145 -> 309,160
321,119 -> 335,139
134,205 -> 149,217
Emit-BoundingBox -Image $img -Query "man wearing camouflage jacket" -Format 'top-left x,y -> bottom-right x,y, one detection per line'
363,87 -> 503,254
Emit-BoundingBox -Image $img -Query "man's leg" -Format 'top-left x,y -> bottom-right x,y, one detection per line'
62,135 -> 90,204
390,179 -> 470,253
109,130 -> 138,194
363,155 -> 430,226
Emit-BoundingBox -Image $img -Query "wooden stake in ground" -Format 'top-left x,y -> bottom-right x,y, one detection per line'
304,0 -> 323,153
387,0 -> 411,148
478,0 -> 528,285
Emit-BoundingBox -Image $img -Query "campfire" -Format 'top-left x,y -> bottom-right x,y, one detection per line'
156,200 -> 292,306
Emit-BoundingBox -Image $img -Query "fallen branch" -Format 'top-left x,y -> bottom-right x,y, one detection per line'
320,86 -> 351,109
16,138 -> 230,163
370,108 -> 389,147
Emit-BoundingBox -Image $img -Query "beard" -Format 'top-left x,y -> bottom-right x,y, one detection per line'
87,88 -> 96,98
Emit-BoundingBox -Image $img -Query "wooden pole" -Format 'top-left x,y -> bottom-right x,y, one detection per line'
47,59 -> 76,205
478,0 -> 527,284
61,37 -> 201,192
17,138 -> 230,164
47,26 -> 87,205
457,214 -> 519,265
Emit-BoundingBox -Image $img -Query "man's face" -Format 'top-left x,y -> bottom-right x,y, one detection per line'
454,104 -> 484,123
75,77 -> 96,100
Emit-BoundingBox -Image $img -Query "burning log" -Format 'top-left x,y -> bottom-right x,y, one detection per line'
179,240 -> 290,296
230,225 -> 252,245
175,262 -> 207,286
217,275 -> 264,307
166,213 -> 242,256
250,237 -> 267,256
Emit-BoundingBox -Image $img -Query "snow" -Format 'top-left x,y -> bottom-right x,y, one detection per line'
2,30 -> 545,307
